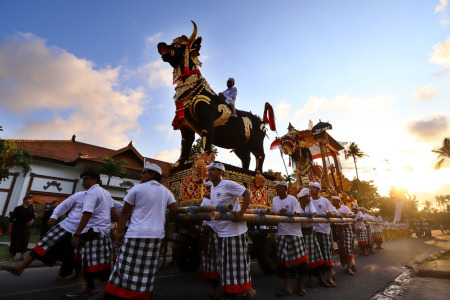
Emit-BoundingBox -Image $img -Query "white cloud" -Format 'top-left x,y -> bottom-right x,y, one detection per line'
137,60 -> 172,87
413,84 -> 439,101
154,149 -> 180,162
145,32 -> 163,45
435,0 -> 448,13
156,125 -> 174,140
406,113 -> 450,142
430,37 -> 450,65
292,94 -> 393,122
275,100 -> 291,120
0,33 -> 147,148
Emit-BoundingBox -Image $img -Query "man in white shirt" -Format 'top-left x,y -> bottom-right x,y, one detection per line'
208,162 -> 255,300
297,188 -> 325,288
70,170 -> 114,299
0,191 -> 86,279
219,78 -> 238,117
354,206 -> 369,256
273,181 -> 308,296
372,210 -> 384,249
105,162 -> 177,300
200,180 -> 222,299
363,208 -> 375,254
331,196 -> 356,275
309,182 -> 337,287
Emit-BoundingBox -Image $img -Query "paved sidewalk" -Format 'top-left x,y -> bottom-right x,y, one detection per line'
372,231 -> 450,300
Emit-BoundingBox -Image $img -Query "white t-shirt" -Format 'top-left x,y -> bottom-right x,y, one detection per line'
298,201 -> 317,228
310,197 -> 336,234
364,213 -> 374,231
355,211 -> 365,230
51,191 -> 86,234
272,195 -> 302,237
82,184 -> 114,236
200,197 -> 215,230
373,216 -> 383,232
210,179 -> 247,237
112,200 -> 124,212
124,180 -> 176,239
335,205 -> 353,225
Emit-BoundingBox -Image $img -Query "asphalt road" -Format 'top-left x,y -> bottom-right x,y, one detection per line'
0,230 -> 448,300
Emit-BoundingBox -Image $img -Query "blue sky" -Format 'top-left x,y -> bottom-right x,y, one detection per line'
1,1 -> 450,206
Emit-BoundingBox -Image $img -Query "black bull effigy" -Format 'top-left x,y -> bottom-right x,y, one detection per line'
157,21 -> 276,172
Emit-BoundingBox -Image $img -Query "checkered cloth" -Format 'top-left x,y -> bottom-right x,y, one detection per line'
220,233 -> 252,295
276,235 -> 308,278
337,226 -> 354,260
302,230 -> 325,270
32,224 -> 67,256
107,238 -> 162,298
356,228 -> 369,247
373,231 -> 383,242
81,234 -> 112,275
315,232 -> 334,267
366,225 -> 374,246
201,228 -> 221,280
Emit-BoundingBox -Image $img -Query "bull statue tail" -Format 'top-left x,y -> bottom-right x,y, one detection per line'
263,102 -> 276,131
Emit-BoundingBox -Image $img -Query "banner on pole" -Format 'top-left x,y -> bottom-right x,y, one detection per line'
394,201 -> 403,222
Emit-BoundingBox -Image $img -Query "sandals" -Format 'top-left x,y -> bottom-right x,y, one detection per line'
351,265 -> 358,272
296,288 -> 306,296
327,280 -> 337,287
318,279 -> 330,288
276,289 -> 293,297
1,264 -> 21,276
344,269 -> 355,275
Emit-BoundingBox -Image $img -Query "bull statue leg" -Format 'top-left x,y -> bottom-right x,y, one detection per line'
234,148 -> 251,170
174,126 -> 195,168
252,142 -> 265,172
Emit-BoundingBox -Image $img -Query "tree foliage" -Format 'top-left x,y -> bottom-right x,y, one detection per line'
189,137 -> 219,160
344,142 -> 368,182
0,138 -> 32,180
432,137 -> 450,170
97,156 -> 128,186
348,179 -> 380,209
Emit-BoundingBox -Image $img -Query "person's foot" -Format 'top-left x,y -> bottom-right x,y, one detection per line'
244,289 -> 256,300
351,265 -> 357,272
66,289 -> 92,297
326,280 -> 337,287
296,288 -> 306,296
1,264 -> 22,276
318,279 -> 330,288
344,269 -> 355,275
276,289 -> 292,297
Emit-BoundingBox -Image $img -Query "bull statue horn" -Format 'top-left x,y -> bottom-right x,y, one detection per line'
188,20 -> 198,46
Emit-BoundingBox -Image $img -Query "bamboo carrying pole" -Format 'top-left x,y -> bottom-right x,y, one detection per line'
175,212 -> 212,221
210,211 -> 356,224
176,204 -> 233,214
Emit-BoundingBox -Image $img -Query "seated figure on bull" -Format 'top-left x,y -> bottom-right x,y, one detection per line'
219,77 -> 238,118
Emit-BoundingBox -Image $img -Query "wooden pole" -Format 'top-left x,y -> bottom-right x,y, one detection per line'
331,151 -> 344,193
176,204 -> 233,214
319,141 -> 331,188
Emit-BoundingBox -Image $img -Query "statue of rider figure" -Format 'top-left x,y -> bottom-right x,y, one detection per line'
220,77 -> 237,118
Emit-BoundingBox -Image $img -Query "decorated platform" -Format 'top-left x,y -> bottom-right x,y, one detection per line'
161,160 -> 276,208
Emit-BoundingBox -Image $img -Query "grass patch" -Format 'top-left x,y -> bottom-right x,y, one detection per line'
0,234 -> 40,244
0,245 -> 11,261
422,250 -> 450,263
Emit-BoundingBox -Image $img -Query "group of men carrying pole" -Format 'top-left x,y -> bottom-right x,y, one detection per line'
1,160 -> 393,300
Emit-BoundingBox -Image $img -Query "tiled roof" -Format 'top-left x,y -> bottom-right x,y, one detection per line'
10,139 -> 172,174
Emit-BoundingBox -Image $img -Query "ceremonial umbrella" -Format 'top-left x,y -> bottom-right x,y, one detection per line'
312,120 -> 332,135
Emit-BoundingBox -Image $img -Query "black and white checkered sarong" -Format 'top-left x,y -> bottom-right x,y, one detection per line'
356,228 -> 369,246
30,224 -> 75,268
201,229 -> 221,280
338,226 -> 354,259
81,235 -> 112,275
276,235 -> 308,278
107,238 -> 162,297
373,231 -> 383,242
315,232 -> 334,267
32,224 -> 67,256
221,233 -> 251,295
302,230 -> 324,270
366,226 -> 373,245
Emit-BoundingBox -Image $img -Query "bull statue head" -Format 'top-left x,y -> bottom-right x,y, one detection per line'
157,21 -> 203,77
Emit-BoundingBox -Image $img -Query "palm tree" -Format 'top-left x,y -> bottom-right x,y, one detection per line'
432,137 -> 450,170
97,156 -> 128,186
344,142 -> 368,182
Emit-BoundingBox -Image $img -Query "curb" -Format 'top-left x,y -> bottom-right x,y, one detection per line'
414,269 -> 450,279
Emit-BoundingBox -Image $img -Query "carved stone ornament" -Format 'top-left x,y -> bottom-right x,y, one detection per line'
191,152 -> 216,183
254,172 -> 265,188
